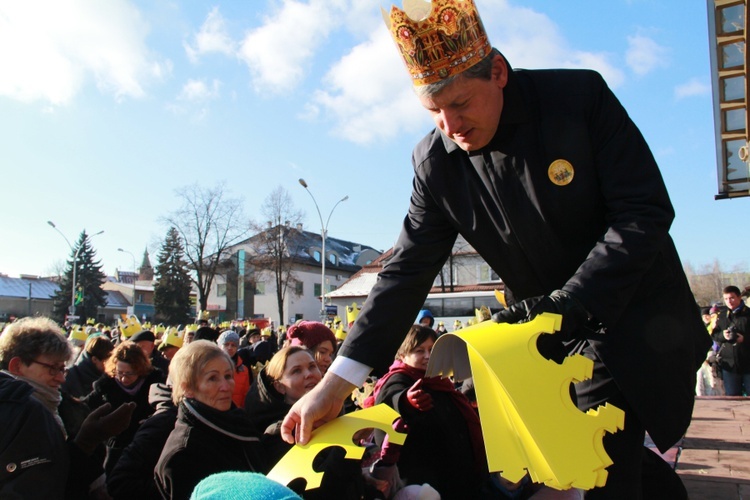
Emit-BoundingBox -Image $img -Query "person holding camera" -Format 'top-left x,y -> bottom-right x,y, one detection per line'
712,285 -> 750,396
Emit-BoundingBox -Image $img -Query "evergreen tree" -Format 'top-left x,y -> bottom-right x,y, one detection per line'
52,231 -> 108,323
154,227 -> 193,325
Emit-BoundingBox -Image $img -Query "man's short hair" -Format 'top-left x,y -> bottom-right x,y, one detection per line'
723,285 -> 741,296
0,317 -> 71,370
414,47 -> 501,99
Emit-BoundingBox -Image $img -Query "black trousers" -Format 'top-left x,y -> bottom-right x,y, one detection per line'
573,342 -> 687,500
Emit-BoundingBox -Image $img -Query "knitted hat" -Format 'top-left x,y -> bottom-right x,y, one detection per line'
131,330 -> 156,343
286,321 -> 336,350
217,330 -> 240,345
190,471 -> 301,499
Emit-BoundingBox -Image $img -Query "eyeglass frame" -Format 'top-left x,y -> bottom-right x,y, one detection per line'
30,359 -> 68,377
114,370 -> 138,380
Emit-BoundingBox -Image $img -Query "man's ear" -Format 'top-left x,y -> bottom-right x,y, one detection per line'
8,356 -> 25,375
491,53 -> 509,89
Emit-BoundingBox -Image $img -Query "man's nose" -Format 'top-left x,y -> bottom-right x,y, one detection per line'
440,110 -> 462,136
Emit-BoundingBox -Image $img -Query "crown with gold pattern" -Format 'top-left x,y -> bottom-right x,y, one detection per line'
382,0 -> 491,86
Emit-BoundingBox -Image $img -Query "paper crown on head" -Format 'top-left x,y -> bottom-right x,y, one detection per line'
185,324 -> 199,333
159,327 -> 183,350
69,325 -> 88,343
118,314 -> 142,339
346,302 -> 361,326
382,0 -> 491,86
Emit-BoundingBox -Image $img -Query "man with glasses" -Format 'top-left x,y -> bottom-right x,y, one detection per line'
0,316 -> 134,499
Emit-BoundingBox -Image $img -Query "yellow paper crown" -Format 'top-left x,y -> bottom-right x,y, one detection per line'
346,302 -> 361,326
69,326 -> 88,343
159,327 -> 184,349
185,324 -> 199,333
382,0 -> 491,86
118,314 -> 142,339
86,318 -> 95,325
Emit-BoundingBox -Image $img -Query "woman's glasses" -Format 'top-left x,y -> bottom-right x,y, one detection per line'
31,359 -> 68,377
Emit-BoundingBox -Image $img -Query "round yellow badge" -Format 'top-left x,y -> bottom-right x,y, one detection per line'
548,159 -> 574,186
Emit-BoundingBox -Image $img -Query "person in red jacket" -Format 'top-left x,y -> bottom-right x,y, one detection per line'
218,330 -> 251,408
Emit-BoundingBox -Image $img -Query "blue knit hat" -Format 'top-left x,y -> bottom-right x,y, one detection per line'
190,472 -> 301,499
217,330 -> 240,345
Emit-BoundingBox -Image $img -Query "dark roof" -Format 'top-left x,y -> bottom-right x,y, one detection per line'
105,290 -> 130,308
242,226 -> 380,273
0,276 -> 60,299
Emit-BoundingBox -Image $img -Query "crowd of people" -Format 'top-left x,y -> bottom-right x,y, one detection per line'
1,309 -> 607,499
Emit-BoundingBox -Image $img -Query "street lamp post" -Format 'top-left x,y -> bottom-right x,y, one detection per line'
47,221 -> 104,319
118,248 -> 137,316
298,179 -> 348,320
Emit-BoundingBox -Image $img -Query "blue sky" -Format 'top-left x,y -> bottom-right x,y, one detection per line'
0,0 -> 746,279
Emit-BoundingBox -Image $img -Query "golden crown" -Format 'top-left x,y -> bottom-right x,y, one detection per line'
382,0 -> 491,86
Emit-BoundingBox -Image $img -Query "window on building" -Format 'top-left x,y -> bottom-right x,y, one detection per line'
328,253 -> 337,265
295,281 -> 304,296
217,283 -> 227,297
136,293 -> 144,304
255,282 -> 266,295
314,283 -> 322,298
478,264 -> 501,283
312,250 -> 321,262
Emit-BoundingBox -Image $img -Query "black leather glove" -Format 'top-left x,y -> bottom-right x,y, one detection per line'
526,290 -> 591,341
492,296 -> 545,324
493,290 -> 591,362
74,402 -> 136,455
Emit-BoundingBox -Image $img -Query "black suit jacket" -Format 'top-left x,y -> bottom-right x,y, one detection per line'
339,66 -> 709,451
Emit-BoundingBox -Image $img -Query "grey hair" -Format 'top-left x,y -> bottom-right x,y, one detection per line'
169,340 -> 234,405
0,317 -> 71,369
414,47 -> 501,99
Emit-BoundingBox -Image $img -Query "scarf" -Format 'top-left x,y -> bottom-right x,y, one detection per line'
366,360 -> 488,475
12,371 -> 67,439
116,375 -> 146,396
183,398 -> 260,443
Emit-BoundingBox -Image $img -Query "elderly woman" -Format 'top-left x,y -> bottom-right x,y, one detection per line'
218,329 -> 251,408
82,340 -> 163,474
286,321 -> 336,375
0,317 -> 133,499
155,340 -> 268,500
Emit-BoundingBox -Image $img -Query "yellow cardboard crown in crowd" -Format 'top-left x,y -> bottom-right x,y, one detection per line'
118,314 -> 142,339
382,0 -> 491,86
159,327 -> 184,350
346,302 -> 360,327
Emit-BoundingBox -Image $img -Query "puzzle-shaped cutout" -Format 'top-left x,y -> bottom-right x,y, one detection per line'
427,313 -> 625,490
266,404 -> 406,490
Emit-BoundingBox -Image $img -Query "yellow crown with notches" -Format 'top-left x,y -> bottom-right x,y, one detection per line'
382,0 -> 491,86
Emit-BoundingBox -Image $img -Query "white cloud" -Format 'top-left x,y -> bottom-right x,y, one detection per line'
184,7 -> 236,63
178,79 -> 221,101
311,30 -> 427,144
675,78 -> 711,100
0,0 -> 169,105
625,34 -> 669,76
238,0 -> 346,94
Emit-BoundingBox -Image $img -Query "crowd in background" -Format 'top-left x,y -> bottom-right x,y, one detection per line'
1,284 -> 747,499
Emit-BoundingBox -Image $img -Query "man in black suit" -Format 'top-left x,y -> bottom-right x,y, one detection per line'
283,1 -> 709,497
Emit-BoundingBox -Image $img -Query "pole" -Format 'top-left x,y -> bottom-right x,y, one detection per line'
298,179 -> 348,319
118,248 -> 137,316
47,221 -> 103,319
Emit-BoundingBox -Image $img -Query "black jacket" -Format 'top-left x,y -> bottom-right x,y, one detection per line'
0,372 -> 101,500
712,303 -> 750,373
375,372 -> 484,500
339,66 -> 710,452
62,351 -> 102,398
155,399 -> 268,500
244,367 -> 293,466
107,383 -> 176,500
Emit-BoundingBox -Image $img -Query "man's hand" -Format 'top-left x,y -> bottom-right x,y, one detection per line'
281,372 -> 355,445
493,290 -> 590,341
74,402 -> 135,455
492,296 -> 544,324
405,379 -> 433,411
